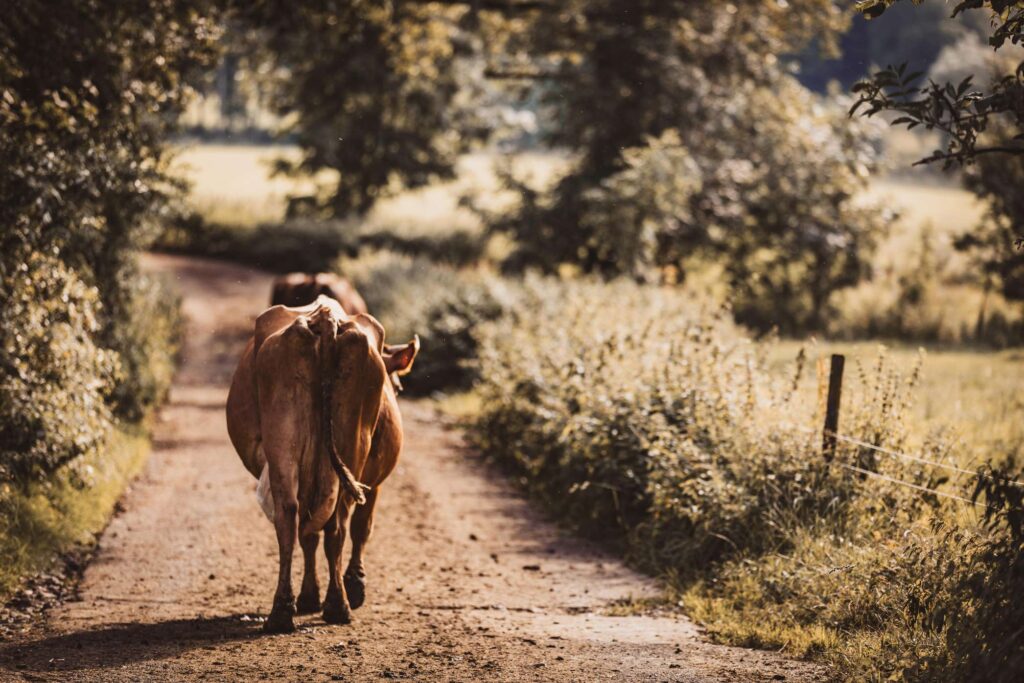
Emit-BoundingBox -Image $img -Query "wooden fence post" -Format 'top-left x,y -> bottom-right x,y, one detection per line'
822,353 -> 845,462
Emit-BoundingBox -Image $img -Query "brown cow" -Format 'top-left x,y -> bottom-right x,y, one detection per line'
226,295 -> 418,633
270,272 -> 369,316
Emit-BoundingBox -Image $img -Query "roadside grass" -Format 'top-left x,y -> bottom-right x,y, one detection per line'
463,278 -> 1023,680
432,391 -> 484,421
0,429 -> 151,599
438,342 -> 1024,475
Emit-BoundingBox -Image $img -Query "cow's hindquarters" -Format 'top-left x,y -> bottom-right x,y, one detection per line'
254,322 -> 339,632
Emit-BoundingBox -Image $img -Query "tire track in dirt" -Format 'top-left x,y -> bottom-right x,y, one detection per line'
0,253 -> 825,682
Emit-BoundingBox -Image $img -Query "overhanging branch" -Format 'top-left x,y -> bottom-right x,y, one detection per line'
404,0 -> 553,14
483,66 -> 564,80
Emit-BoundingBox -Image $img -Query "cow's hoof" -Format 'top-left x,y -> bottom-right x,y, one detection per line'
296,590 -> 321,615
344,573 -> 366,610
322,595 -> 353,625
263,608 -> 296,634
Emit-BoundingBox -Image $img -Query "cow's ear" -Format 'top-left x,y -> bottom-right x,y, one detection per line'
383,335 -> 419,376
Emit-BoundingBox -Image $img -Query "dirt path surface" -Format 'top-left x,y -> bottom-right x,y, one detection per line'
0,254 -> 825,682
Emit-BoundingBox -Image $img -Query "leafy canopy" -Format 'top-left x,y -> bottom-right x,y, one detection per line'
239,0 -> 483,216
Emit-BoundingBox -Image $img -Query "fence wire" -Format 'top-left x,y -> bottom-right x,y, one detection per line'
828,431 -> 1024,486
836,462 -> 994,509
789,423 -> 1024,489
781,422 -> 1024,512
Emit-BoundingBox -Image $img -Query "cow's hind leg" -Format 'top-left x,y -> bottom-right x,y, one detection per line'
322,500 -> 354,625
344,487 -> 378,610
265,496 -> 299,634
296,532 -> 321,614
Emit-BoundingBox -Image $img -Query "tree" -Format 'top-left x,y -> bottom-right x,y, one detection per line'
473,0 -> 885,332
240,0 -> 485,216
957,122 -> 1024,316
1,0 -> 219,481
852,0 -> 1024,327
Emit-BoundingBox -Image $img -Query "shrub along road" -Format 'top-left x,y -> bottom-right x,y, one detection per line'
0,254 -> 824,682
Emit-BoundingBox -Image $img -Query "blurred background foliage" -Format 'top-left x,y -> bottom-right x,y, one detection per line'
166,0 -> 1022,344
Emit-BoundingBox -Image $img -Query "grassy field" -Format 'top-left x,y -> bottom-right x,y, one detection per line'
864,179 -> 985,239
768,340 -> 1024,469
174,144 -> 981,229
170,144 -> 316,226
172,144 -> 560,238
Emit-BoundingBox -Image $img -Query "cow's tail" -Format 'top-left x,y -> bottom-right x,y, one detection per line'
317,309 -> 369,506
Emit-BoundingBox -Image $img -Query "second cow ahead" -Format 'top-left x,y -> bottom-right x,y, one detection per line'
270,271 -> 369,315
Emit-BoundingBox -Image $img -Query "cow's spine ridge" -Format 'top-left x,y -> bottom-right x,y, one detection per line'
318,307 -> 369,506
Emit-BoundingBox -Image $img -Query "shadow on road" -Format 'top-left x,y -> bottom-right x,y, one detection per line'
0,614 -> 263,674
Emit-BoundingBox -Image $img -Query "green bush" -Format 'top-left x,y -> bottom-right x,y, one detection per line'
0,254 -> 117,484
1,0 -> 216,485
0,253 -> 182,485
104,269 -> 184,423
471,278 -> 861,569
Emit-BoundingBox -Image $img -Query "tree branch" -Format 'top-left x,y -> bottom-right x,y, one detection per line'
483,66 -> 563,80
403,0 -> 553,14
913,145 -> 1024,166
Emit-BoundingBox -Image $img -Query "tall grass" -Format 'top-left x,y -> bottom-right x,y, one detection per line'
466,276 -> 1022,681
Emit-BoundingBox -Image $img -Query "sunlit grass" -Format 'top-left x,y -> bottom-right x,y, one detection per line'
170,144 -> 320,226
172,144 -> 565,235
0,429 -> 150,599
866,178 -> 986,249
768,340 -> 1024,468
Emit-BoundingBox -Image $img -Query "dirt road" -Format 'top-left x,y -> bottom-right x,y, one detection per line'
0,254 -> 824,682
